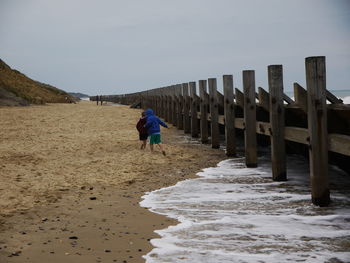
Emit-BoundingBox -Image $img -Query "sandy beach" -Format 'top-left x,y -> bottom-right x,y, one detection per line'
0,101 -> 226,263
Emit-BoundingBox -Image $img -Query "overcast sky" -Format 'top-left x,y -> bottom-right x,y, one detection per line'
1,0 -> 349,96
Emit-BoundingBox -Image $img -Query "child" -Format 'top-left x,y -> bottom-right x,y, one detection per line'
136,111 -> 148,150
144,108 -> 168,155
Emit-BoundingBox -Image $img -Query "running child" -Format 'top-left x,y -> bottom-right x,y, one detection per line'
144,108 -> 168,155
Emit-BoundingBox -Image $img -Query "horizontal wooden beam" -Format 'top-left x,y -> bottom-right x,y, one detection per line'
329,134 -> 350,156
212,114 -> 349,156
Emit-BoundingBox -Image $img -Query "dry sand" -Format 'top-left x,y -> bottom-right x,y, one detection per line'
0,101 -> 226,263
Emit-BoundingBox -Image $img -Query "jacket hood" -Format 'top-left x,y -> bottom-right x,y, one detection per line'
145,109 -> 154,116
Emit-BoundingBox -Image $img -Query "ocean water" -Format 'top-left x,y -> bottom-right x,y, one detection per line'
140,155 -> 350,263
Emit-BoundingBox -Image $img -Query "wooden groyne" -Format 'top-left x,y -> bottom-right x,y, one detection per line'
92,56 -> 350,207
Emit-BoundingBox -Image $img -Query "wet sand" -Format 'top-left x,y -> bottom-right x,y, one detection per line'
0,101 -> 226,262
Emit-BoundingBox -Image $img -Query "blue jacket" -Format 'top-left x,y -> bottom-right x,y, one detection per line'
144,109 -> 168,135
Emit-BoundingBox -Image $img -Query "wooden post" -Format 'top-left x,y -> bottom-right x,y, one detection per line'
183,83 -> 191,134
268,65 -> 286,181
243,71 -> 257,167
160,88 -> 165,118
171,86 -> 177,126
305,56 -> 330,206
149,90 -> 154,111
167,87 -> 173,124
162,87 -> 168,118
155,89 -> 160,114
143,90 -> 149,109
174,85 -> 179,126
140,92 -> 144,110
223,75 -> 236,156
176,84 -> 184,129
199,80 -> 209,143
208,78 -> 220,148
165,87 -> 170,120
164,88 -> 169,122
189,81 -> 199,138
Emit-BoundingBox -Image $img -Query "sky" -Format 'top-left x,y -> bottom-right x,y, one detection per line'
1,0 -> 350,96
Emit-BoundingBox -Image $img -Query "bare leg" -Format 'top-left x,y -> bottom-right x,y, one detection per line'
150,144 -> 154,152
158,144 -> 166,156
142,140 -> 147,150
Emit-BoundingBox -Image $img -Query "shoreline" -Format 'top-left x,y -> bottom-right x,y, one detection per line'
0,101 -> 226,262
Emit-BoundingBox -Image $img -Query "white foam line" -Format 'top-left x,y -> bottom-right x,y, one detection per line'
141,156 -> 350,263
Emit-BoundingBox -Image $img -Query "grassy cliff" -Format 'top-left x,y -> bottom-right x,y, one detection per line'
0,59 -> 75,106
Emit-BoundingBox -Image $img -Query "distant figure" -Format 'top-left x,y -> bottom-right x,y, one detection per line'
144,108 -> 168,155
100,95 -> 103,105
96,95 -> 99,105
136,111 -> 148,150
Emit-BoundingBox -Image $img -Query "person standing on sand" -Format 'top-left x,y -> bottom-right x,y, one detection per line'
136,111 -> 148,150
144,108 -> 168,155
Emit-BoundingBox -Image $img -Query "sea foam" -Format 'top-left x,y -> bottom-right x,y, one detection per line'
140,155 -> 350,263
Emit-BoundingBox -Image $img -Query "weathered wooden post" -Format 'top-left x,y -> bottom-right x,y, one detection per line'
152,90 -> 156,112
189,81 -> 199,137
154,89 -> 159,114
168,86 -> 173,124
177,84 -> 184,130
223,75 -> 236,156
208,78 -> 220,148
305,56 -> 330,206
157,88 -> 161,115
173,85 -> 178,127
183,83 -> 191,134
139,91 -> 145,109
143,93 -> 147,108
159,88 -> 165,118
162,87 -> 168,118
172,85 -> 178,126
243,71 -> 257,167
199,80 -> 209,143
147,91 -> 152,110
268,65 -> 287,181
164,87 -> 169,122
167,86 -> 173,124
150,90 -> 154,111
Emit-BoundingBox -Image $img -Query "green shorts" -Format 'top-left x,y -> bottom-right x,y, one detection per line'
149,134 -> 161,145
